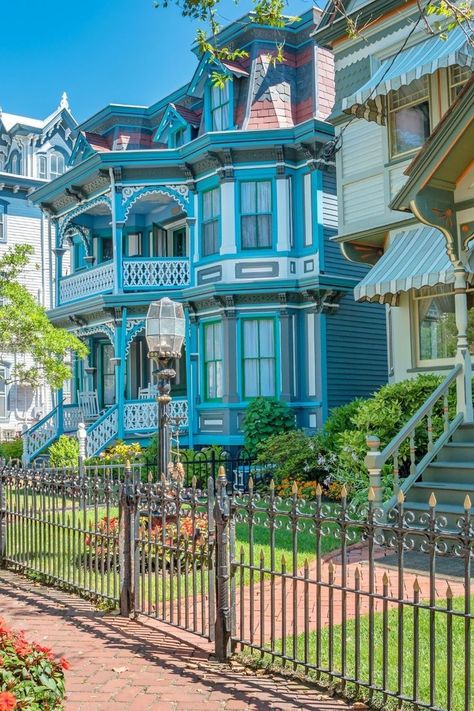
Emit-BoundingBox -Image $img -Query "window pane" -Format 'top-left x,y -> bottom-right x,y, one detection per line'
128,233 -> 141,257
244,360 -> 259,398
203,191 -> 212,220
257,181 -> 271,212
259,358 -> 275,396
241,182 -> 256,214
242,215 -> 257,249
390,77 -> 428,110
258,320 -> 274,357
390,101 -> 430,155
214,323 -> 222,359
244,320 -> 259,358
212,188 -> 220,216
257,215 -> 272,247
205,324 -> 215,360
215,361 -> 223,399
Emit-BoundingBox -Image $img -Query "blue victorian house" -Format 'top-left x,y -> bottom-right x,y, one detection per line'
24,9 -> 387,462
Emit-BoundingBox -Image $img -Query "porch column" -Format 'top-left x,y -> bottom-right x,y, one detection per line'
454,266 -> 473,422
111,183 -> 124,294
222,308 -> 239,403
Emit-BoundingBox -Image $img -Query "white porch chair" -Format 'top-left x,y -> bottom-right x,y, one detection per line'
77,390 -> 103,421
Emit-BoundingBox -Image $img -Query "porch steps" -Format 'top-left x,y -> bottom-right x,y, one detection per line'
403,424 -> 474,527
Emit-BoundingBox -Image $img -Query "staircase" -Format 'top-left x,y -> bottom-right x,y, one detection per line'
403,423 -> 474,528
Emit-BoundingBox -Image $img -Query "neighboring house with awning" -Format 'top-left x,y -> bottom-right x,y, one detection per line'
314,1 -> 473,520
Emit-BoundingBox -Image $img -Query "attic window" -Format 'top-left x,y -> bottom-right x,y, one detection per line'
50,152 -> 65,180
37,155 -> 47,180
211,82 -> 230,131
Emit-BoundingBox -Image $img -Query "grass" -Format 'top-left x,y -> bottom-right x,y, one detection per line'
239,594 -> 474,711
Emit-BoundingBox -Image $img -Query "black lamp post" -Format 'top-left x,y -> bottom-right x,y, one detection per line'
145,297 -> 185,479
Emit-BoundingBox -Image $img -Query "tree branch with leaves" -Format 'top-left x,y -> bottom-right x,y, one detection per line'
0,245 -> 88,390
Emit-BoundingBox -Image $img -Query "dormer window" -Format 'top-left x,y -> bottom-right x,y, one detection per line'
50,152 -> 65,180
37,155 -> 48,180
211,82 -> 230,131
10,153 -> 21,175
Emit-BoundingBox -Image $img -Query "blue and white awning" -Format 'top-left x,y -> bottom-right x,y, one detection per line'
354,226 -> 455,304
342,27 -> 473,123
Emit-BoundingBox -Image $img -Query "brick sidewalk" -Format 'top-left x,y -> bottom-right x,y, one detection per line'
0,571 -> 350,711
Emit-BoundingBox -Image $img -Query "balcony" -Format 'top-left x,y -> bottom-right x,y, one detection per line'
58,258 -> 190,305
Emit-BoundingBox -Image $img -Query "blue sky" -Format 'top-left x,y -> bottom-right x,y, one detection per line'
1,0 -> 319,125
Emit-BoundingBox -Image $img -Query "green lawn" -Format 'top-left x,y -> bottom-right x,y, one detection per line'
239,594 -> 474,711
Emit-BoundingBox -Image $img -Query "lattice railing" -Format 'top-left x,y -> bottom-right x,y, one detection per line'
22,409 -> 58,461
124,399 -> 188,432
63,406 -> 82,433
123,258 -> 190,289
86,405 -> 119,457
59,262 -> 115,304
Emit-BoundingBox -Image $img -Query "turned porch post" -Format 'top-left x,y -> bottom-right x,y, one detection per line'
454,266 -> 473,422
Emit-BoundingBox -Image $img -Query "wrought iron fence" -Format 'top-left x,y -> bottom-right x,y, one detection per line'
0,463 -> 472,710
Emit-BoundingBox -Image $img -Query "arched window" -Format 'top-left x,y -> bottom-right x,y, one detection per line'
37,155 -> 48,180
10,153 -> 21,175
50,152 -> 65,180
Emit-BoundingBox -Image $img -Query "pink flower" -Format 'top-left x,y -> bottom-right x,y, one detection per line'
0,691 -> 17,711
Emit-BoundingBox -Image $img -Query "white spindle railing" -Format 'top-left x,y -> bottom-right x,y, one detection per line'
22,409 -> 58,462
123,258 -> 190,289
59,262 -> 115,304
124,399 -> 188,432
86,405 -> 119,458
63,406 -> 82,433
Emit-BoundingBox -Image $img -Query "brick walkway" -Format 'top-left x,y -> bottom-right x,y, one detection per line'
0,571 -> 350,711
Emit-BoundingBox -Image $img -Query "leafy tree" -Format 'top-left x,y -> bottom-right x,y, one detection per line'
0,245 -> 87,390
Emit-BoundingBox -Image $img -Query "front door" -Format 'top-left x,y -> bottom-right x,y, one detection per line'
172,227 -> 186,257
97,342 -> 115,408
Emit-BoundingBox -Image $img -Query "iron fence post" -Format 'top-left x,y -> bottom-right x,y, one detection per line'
119,460 -> 134,617
214,465 -> 231,661
0,464 -> 5,566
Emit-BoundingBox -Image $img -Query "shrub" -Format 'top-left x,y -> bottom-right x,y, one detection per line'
0,438 -> 23,463
322,399 -> 365,451
242,397 -> 295,456
0,617 -> 67,709
98,440 -> 143,464
255,430 -> 336,486
48,435 -> 79,468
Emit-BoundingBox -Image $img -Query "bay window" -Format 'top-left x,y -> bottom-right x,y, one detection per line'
204,321 -> 223,400
240,180 -> 272,249
449,65 -> 471,103
242,318 -> 276,398
202,188 -> 220,256
388,77 -> 430,157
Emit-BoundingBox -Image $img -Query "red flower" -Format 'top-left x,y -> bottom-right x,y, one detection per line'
59,657 -> 70,670
0,619 -> 11,637
0,691 -> 17,711
33,643 -> 54,660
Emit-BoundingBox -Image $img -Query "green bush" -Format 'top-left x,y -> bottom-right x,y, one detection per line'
322,399 -> 365,451
242,397 -> 295,456
48,435 -> 79,468
255,430 -> 336,487
0,437 -> 23,463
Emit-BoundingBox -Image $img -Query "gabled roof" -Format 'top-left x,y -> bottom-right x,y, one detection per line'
188,51 -> 249,98
0,93 -> 76,135
173,104 -> 201,127
68,131 -> 110,167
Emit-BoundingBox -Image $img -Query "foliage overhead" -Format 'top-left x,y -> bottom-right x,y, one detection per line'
0,245 -> 88,389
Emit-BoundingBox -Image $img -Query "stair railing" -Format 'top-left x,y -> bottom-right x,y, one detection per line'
21,400 -> 65,463
365,365 -> 463,511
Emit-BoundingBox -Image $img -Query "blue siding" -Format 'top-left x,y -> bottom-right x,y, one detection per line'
1,194 -> 42,218
325,295 -> 388,410
321,170 -> 371,280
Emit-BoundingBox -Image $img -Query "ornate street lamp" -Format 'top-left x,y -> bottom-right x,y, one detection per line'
145,297 -> 185,479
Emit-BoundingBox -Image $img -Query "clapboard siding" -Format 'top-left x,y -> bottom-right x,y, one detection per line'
342,175 -> 385,223
322,170 -> 372,279
325,295 -> 388,410
341,120 -> 384,179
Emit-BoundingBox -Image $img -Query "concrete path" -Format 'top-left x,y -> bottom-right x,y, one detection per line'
0,571 -> 350,711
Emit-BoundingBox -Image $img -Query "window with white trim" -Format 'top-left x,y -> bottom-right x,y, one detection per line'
10,153 -> 21,175
0,366 -> 8,420
210,82 -> 230,131
202,188 -> 220,256
388,77 -> 430,158
242,319 -> 276,398
449,65 -> 471,103
0,206 -> 5,243
50,152 -> 65,180
37,154 -> 48,180
416,289 -> 474,362
240,181 -> 272,249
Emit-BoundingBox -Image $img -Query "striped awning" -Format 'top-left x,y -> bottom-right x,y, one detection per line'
354,226 -> 455,304
342,27 -> 473,124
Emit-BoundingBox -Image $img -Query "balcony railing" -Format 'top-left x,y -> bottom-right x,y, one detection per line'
59,262 -> 115,304
123,258 -> 190,289
124,398 -> 188,432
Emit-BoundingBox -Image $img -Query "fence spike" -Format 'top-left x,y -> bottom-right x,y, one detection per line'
328,560 -> 335,574
147,472 -> 153,483
315,482 -> 322,497
382,571 -> 389,586
269,479 -> 275,491
368,487 -> 375,502
340,484 -> 348,499
446,583 -> 453,600
281,553 -> 286,567
464,494 -> 472,511
429,492 -> 437,508
354,566 -> 361,584
260,549 -> 265,564
292,480 -> 298,496
413,577 -> 421,593
192,474 -> 197,489
161,473 -> 166,485
397,489 -> 405,504
304,558 -> 309,575
248,477 -> 254,492
217,465 -> 226,480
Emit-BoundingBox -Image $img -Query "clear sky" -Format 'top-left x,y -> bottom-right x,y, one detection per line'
1,0 -> 320,125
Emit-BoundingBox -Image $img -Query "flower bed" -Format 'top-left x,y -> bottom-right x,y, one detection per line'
0,618 -> 68,710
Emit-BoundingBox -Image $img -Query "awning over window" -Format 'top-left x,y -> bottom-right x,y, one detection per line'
342,27 -> 473,124
354,226 -> 455,304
